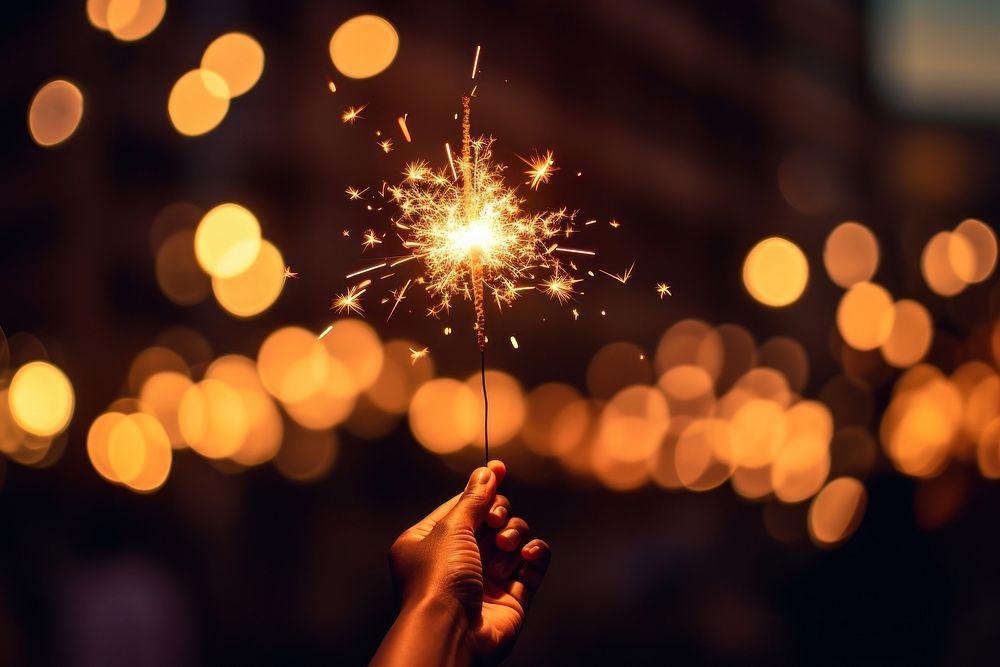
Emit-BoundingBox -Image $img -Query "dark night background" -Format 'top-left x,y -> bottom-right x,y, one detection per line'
3,1 -> 1000,665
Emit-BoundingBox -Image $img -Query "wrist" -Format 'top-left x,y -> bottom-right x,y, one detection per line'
401,594 -> 469,631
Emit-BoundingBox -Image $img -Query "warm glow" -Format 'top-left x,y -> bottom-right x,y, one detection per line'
329,15 -> 399,79
823,221 -> 880,288
598,385 -> 670,464
274,428 -> 338,482
283,356 -> 357,430
156,229 -> 211,305
951,218 -> 997,284
211,240 -> 285,317
586,341 -> 652,400
921,231 -> 971,297
28,80 -> 84,147
168,69 -> 230,136
521,383 -> 590,457
464,370 -> 526,448
880,299 -> 933,368
107,413 -> 172,492
257,327 -> 330,404
366,340 -> 435,415
674,418 -> 735,491
139,371 -> 193,447
408,378 -> 479,454
319,319 -> 384,391
201,33 -> 264,98
742,237 -> 809,307
836,281 -> 895,351
178,379 -> 250,459
194,203 -> 262,279
106,0 -> 166,41
809,477 -> 866,547
8,361 -> 75,437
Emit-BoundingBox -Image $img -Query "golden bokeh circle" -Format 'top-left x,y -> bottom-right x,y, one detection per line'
329,15 -> 399,79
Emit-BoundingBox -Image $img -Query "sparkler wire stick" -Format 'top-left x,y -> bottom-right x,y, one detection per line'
461,92 -> 490,462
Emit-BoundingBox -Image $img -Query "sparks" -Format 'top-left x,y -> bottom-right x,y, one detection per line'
390,126 -> 568,339
332,285 -> 366,315
318,324 -> 333,339
345,262 -> 387,279
656,282 -> 672,298
600,261 -> 635,284
409,346 -> 429,363
327,80 -> 337,93
471,45 -> 481,79
572,308 -> 580,320
609,219 -> 621,228
378,138 -> 393,154
542,268 -> 581,304
283,266 -> 299,279
342,104 -> 366,124
342,229 -> 351,237
404,161 -> 430,182
510,336 -> 519,349
553,246 -> 596,256
345,186 -> 368,200
387,279 -> 412,320
519,149 -> 558,190
398,115 -> 412,142
362,228 -> 383,249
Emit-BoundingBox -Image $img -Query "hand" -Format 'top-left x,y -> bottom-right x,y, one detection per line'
376,460 -> 551,665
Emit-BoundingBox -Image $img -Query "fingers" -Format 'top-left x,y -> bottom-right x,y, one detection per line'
495,517 -> 529,552
507,539 -> 551,611
446,464 -> 499,528
487,459 -> 506,485
485,494 -> 510,529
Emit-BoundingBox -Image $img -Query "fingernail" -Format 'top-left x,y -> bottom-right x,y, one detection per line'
492,506 -> 507,520
502,529 -> 519,542
474,467 -> 492,485
527,545 -> 540,555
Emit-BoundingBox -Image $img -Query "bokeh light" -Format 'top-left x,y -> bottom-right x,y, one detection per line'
8,361 -> 74,437
742,237 -> 809,307
201,33 -> 265,98
156,229 -> 211,305
105,0 -> 166,41
28,80 -> 84,147
836,281 -> 894,351
823,221 -> 880,288
808,477 -> 867,547
464,370 -> 526,448
139,371 -> 193,447
586,341 -> 651,399
329,15 -> 399,79
921,231 -> 971,297
951,218 -> 997,284
211,240 -> 285,318
168,69 -> 230,136
257,327 -> 330,404
319,319 -> 384,392
178,379 -> 249,459
274,428 -> 338,483
597,385 -> 670,464
880,299 -> 933,368
408,378 -> 479,454
194,203 -> 262,279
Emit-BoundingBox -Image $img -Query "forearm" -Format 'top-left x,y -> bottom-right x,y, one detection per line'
371,598 -> 473,667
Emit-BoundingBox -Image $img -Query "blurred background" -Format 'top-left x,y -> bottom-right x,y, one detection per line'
3,0 -> 1000,664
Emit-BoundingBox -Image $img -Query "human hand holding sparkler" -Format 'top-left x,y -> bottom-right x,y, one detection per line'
372,460 -> 551,666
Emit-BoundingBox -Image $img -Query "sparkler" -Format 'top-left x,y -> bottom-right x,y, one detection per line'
332,46 -> 639,463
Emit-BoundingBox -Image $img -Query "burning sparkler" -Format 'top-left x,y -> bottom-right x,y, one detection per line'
331,46 -> 647,461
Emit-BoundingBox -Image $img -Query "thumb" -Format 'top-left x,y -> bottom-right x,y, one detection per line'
446,466 -> 498,528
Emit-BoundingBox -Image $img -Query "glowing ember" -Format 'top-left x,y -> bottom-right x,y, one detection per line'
341,104 -> 366,124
